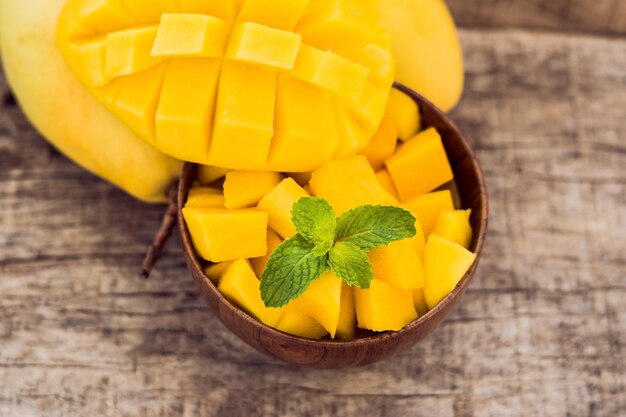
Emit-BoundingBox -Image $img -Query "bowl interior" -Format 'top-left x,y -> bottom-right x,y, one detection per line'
177,86 -> 488,368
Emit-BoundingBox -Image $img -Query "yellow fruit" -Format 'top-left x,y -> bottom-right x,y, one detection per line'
257,178 -> 309,239
413,288 -> 428,316
369,238 -> 425,290
205,261 -> 233,284
336,284 -> 356,340
276,306 -> 328,339
185,187 -> 225,208
218,259 -> 285,326
290,272 -> 343,338
403,190 -> 455,237
433,210 -> 473,249
386,128 -> 454,201
250,228 -> 283,277
0,0 -> 182,202
223,171 -> 283,209
376,170 -> 399,200
55,0 -> 394,172
388,89 -> 420,141
423,234 -> 476,309
197,165 -> 228,185
354,279 -> 417,332
309,156 -> 397,215
369,0 -> 464,112
182,208 -> 268,262
361,106 -> 398,171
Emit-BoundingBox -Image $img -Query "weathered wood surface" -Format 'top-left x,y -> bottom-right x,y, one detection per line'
1,20 -> 626,417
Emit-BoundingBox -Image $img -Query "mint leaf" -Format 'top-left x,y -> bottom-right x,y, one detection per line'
260,235 -> 329,308
329,242 -> 373,289
336,205 -> 416,251
291,197 -> 336,257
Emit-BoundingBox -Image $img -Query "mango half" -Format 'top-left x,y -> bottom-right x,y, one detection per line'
55,0 -> 395,172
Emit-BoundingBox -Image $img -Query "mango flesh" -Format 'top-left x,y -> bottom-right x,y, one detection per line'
257,178 -> 309,239
433,210 -> 473,249
403,190 -> 455,237
376,169 -> 399,200
360,105 -> 398,171
423,234 -> 476,309
223,170 -> 283,209
336,284 -> 357,340
354,279 -> 417,332
276,306 -> 329,339
197,165 -> 228,185
186,186 -> 225,208
55,0 -> 395,172
369,237 -> 425,290
249,228 -> 283,277
368,0 -> 464,112
0,0 -> 182,202
205,261 -> 233,284
388,89 -> 420,141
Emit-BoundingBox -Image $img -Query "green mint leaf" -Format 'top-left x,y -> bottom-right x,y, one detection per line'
260,235 -> 329,308
329,242 -> 373,289
291,197 -> 336,257
336,205 -> 417,251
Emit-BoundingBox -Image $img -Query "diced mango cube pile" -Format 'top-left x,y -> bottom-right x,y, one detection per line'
183,98 -> 477,339
57,0 -> 394,172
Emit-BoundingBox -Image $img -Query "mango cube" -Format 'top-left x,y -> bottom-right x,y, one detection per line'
197,165 -> 228,185
433,210 -> 473,249
113,63 -> 167,140
389,89 -> 420,141
237,0 -> 311,31
291,272 -> 343,338
182,208 -> 268,262
151,14 -> 229,58
413,288 -> 429,317
354,279 -> 417,332
341,43 -> 395,89
186,187 -> 224,209
403,190 -> 455,237
250,229 -> 283,277
257,178 -> 309,238
121,0 -> 180,24
309,156 -> 397,215
179,0 -> 237,21
376,170 -> 399,200
332,103 -> 371,157
68,38 -> 109,87
276,306 -> 328,339
78,0 -> 137,34
226,22 -> 302,70
386,128 -> 454,201
291,45 -> 369,102
269,76 -> 339,172
336,284 -> 356,340
155,58 -> 221,163
369,238 -> 425,290
361,108 -> 398,171
345,83 -> 390,136
218,259 -> 285,326
205,261 -> 232,284
105,26 -> 163,78
210,61 -> 276,169
224,171 -> 283,209
423,235 -> 476,309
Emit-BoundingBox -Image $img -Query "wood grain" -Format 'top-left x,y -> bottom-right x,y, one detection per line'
1,28 -> 625,417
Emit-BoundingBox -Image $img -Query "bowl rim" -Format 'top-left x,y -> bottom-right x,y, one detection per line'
177,84 -> 489,348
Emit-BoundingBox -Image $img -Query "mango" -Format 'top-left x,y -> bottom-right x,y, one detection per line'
287,172 -> 313,187
237,0 -> 311,31
123,0 -> 180,24
403,190 -> 454,237
218,259 -> 285,326
354,279 -> 417,332
433,210 -> 473,249
105,26 -> 163,78
250,229 -> 283,277
269,75 -> 339,172
376,170 -> 399,200
223,171 -> 283,209
289,272 -> 343,338
182,208 -> 268,262
386,128 -> 454,201
361,107 -> 398,171
331,103 -> 372,157
413,288 -> 429,317
257,178 -> 309,239
336,284 -> 356,340
197,165 -> 228,185
186,187 -> 225,209
309,156 -> 397,215
423,235 -> 476,309
368,0 -> 464,112
178,0 -> 236,21
151,13 -> 229,57
369,237 -> 425,290
205,261 -> 233,284
0,0 -> 182,202
276,306 -> 329,339
388,89 -> 420,141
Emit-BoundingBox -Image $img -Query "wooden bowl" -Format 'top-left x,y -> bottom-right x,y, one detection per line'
178,85 -> 488,368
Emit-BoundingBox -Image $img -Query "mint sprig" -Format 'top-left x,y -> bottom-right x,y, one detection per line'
260,197 -> 416,308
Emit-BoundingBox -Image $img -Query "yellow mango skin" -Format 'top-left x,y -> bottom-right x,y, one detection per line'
182,208 -> 268,263
185,187 -> 225,209
276,305 -> 328,339
388,89 -> 420,141
386,128 -> 454,202
433,210 -> 473,249
403,190 -> 455,237
369,237 -> 425,290
250,228 -> 283,277
205,261 -> 233,284
218,259 -> 285,327
423,234 -> 476,309
0,0 -> 182,203
354,279 -> 417,332
336,284 -> 356,340
370,0 -> 464,112
257,178 -> 309,239
310,156 -> 397,215
223,171 -> 283,209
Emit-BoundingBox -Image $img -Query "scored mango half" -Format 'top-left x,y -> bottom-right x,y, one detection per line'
56,0 -> 395,172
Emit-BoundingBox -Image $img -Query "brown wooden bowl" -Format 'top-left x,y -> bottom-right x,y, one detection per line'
178,85 -> 488,368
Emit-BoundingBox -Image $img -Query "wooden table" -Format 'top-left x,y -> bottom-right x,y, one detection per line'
1,2 -> 625,416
